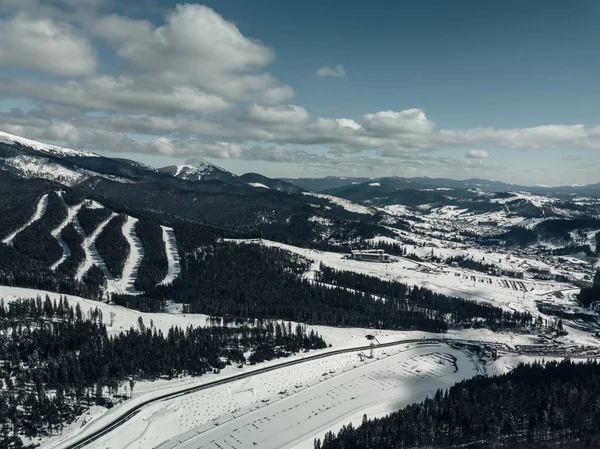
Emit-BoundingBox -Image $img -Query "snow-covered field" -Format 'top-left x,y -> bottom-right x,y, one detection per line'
72,345 -> 479,449
1,193 -> 48,244
302,192 -> 375,215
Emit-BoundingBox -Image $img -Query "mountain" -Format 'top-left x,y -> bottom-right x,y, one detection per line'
0,130 -> 172,186
237,172 -> 302,193
158,157 -> 237,182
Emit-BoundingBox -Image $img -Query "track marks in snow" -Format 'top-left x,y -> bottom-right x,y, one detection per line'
159,226 -> 181,285
50,202 -> 84,270
2,194 -> 48,245
76,213 -> 118,281
111,216 -> 144,294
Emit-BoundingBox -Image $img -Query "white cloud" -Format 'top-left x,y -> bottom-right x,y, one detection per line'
93,5 -> 292,104
135,138 -> 243,159
0,14 -> 97,77
465,149 -> 490,159
361,109 -> 436,135
316,65 -> 346,78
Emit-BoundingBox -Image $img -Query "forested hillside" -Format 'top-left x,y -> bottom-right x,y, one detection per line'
316,360 -> 600,449
0,296 -> 326,448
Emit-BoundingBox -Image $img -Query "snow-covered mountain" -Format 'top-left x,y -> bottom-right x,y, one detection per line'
158,157 -> 236,182
0,130 -> 98,158
0,130 -> 167,186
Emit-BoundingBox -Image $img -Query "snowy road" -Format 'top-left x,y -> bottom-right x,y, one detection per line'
2,193 -> 48,245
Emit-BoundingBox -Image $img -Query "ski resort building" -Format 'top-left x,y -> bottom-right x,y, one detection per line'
351,249 -> 391,263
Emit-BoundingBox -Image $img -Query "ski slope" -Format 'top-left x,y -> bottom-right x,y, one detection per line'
1,193 -> 48,245
110,216 -> 144,294
159,226 -> 181,285
76,213 -> 118,281
51,202 -> 84,270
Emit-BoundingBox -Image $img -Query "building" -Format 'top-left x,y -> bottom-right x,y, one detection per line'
351,249 -> 391,263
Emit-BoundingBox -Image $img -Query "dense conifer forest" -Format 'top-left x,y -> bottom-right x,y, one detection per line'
55,224 -> 85,278
134,219 -> 168,291
95,214 -> 128,278
0,296 -> 326,448
12,193 -> 67,267
315,360 -> 600,449
319,266 -> 541,331
76,205 -> 112,235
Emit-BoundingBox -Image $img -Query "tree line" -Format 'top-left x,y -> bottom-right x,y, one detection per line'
315,360 -> 600,449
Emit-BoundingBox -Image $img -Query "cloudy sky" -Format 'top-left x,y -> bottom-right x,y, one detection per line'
1,0 -> 600,185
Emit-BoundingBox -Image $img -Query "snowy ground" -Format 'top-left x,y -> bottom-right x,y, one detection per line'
1,193 -> 48,244
302,192 -> 375,215
70,345 -> 479,449
109,216 -> 144,295
159,226 -> 181,285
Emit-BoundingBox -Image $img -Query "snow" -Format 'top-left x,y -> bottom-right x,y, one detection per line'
0,130 -> 99,158
1,155 -> 89,186
302,192 -> 375,215
86,345 -> 479,449
109,216 -> 144,295
248,182 -> 269,189
51,201 -> 84,270
159,226 -> 181,285
368,182 -> 381,187
76,213 -> 118,281
1,193 -> 48,245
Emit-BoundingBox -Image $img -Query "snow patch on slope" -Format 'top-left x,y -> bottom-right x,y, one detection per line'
302,192 -> 375,215
248,182 -> 269,189
1,193 -> 48,245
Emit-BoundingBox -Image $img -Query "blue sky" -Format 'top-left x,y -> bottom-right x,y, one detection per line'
1,0 -> 600,185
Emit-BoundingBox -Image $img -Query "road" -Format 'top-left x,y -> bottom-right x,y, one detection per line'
62,337 -> 457,449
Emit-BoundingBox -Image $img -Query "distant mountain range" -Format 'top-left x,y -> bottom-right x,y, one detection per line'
282,176 -> 600,197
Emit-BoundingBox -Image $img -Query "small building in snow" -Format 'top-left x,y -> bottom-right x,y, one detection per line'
351,249 -> 391,263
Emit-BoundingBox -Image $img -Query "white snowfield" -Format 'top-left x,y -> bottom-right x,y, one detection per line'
1,155 -> 89,186
86,345 -> 478,449
76,212 -> 118,281
110,216 -> 144,295
1,193 -> 48,245
51,202 -> 84,270
159,226 -> 181,285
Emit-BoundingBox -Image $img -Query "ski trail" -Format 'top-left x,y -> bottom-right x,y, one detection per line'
111,216 -> 144,295
50,201 -> 84,270
159,226 -> 181,285
2,193 -> 49,245
76,213 -> 117,281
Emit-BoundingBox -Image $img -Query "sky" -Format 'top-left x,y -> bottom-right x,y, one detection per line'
1,0 -> 600,185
